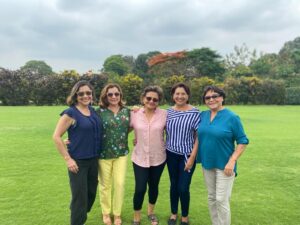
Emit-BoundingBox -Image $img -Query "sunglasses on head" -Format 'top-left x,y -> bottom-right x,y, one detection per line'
145,96 -> 159,103
204,94 -> 220,101
77,91 -> 92,97
107,92 -> 120,97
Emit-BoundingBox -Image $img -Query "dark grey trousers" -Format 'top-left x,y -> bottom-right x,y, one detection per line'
68,158 -> 98,225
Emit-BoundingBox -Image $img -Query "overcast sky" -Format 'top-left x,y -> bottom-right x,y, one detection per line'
0,0 -> 299,73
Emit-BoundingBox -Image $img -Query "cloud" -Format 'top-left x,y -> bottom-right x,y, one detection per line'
0,0 -> 299,72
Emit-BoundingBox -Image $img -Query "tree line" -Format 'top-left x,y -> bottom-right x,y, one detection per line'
1,37 -> 300,105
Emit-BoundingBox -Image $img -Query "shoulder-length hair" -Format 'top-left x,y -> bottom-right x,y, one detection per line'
171,82 -> 191,104
99,83 -> 126,108
66,81 -> 95,106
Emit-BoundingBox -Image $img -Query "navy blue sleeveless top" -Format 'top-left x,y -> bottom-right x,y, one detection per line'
60,105 -> 102,159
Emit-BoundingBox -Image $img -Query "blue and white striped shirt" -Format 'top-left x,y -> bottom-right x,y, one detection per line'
166,107 -> 201,159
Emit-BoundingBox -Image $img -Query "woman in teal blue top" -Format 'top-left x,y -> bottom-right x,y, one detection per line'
197,86 -> 249,225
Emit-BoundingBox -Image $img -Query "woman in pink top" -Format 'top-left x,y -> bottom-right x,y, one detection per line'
130,86 -> 167,225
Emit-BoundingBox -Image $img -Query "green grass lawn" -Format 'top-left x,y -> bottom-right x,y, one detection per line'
0,105 -> 299,225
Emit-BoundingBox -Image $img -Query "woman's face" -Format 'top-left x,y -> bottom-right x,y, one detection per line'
173,87 -> 189,106
204,90 -> 223,111
76,85 -> 93,106
106,87 -> 121,107
143,91 -> 159,111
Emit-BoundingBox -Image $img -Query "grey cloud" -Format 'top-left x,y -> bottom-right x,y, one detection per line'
0,0 -> 300,72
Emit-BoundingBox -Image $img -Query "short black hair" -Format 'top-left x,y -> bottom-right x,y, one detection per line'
202,85 -> 226,105
140,85 -> 164,105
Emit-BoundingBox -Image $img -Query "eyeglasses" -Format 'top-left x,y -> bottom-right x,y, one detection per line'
204,94 -> 220,101
145,96 -> 159,103
107,92 -> 120,97
77,91 -> 92,97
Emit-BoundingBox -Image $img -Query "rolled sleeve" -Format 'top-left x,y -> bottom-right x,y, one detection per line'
232,115 -> 249,145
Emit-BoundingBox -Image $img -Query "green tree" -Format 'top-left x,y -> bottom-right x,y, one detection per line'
238,76 -> 263,104
291,49 -> 300,73
285,87 -> 300,105
227,64 -> 253,77
134,51 -> 161,75
190,77 -> 215,105
260,79 -> 285,105
225,43 -> 257,69
224,44 -> 258,78
122,55 -> 135,74
31,74 -> 62,105
134,51 -> 161,86
119,74 -> 143,105
0,68 -> 31,105
20,60 -> 53,77
279,37 -> 300,60
148,59 -> 188,79
276,37 -> 300,78
55,70 -> 80,104
161,75 -> 185,104
103,55 -> 129,76
80,72 -> 109,100
223,77 -> 241,104
187,48 -> 225,79
134,53 -> 149,75
250,53 -> 278,77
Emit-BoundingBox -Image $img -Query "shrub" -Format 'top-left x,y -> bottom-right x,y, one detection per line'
285,87 -> 300,105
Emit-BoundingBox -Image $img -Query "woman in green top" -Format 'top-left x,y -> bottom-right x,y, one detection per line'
97,83 -> 131,225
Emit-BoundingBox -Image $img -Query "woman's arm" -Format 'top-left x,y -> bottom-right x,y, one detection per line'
184,135 -> 199,171
224,144 -> 247,176
52,114 -> 79,173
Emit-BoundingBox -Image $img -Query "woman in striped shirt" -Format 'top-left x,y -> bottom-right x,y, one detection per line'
166,83 -> 201,225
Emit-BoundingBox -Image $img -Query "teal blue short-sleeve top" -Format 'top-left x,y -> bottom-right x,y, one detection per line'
197,108 -> 249,174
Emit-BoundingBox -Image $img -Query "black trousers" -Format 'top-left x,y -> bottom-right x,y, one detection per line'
68,158 -> 98,225
133,162 -> 166,210
166,151 -> 196,217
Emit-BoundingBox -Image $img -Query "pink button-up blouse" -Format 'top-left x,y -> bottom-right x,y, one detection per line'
130,108 -> 167,167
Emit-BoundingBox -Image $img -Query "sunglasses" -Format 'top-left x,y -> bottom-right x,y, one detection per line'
77,91 -> 92,97
107,92 -> 120,97
204,94 -> 220,101
145,96 -> 159,103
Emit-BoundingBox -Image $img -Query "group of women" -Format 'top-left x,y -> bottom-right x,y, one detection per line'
53,81 -> 249,225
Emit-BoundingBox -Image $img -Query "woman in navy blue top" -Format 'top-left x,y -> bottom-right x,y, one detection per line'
166,83 -> 201,225
53,81 -> 102,225
197,86 -> 249,225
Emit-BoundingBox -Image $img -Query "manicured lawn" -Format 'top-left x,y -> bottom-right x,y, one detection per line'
0,106 -> 299,225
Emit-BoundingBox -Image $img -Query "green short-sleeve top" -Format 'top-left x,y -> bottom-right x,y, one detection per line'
96,107 -> 131,159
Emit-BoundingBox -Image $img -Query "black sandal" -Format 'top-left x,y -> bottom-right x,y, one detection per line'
180,222 -> 189,225
148,214 -> 159,225
167,218 -> 177,225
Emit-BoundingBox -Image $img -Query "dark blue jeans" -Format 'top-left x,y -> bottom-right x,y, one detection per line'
68,158 -> 98,225
166,151 -> 196,217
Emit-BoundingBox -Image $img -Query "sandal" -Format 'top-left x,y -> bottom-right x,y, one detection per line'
103,214 -> 112,225
180,217 -> 189,225
180,222 -> 189,225
148,214 -> 159,225
114,216 -> 122,225
132,221 -> 141,225
167,218 -> 177,225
